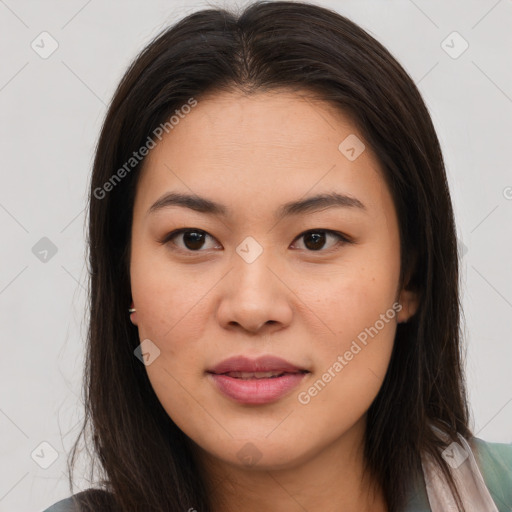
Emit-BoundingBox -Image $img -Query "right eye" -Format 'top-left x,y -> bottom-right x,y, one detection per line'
160,228 -> 221,253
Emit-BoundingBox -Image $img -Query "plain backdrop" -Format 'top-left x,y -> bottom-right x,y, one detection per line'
0,0 -> 511,510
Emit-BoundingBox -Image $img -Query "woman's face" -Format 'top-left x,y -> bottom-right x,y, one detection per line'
129,89 -> 418,471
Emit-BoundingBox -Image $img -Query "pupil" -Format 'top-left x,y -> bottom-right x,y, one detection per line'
304,232 -> 325,250
184,231 -> 204,250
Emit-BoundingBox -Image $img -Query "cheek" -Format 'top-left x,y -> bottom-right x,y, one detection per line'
294,279 -> 398,433
130,250 -> 212,429
295,252 -> 400,398
130,241 -> 212,339
299,257 -> 399,341
145,357 -> 213,445
130,244 -> 219,407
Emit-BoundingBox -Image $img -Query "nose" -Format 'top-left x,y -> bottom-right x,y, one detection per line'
215,248 -> 293,334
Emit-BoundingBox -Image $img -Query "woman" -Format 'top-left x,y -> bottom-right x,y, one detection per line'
43,1 -> 512,511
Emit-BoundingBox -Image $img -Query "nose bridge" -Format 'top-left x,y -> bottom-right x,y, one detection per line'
232,234 -> 275,297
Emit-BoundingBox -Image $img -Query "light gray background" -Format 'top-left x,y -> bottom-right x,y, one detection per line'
1,0 -> 511,510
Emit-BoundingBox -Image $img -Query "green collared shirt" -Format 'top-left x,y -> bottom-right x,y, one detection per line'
42,437 -> 512,511
404,437 -> 512,511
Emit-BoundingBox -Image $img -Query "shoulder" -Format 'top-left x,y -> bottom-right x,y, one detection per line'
42,495 -> 78,512
472,436 -> 512,474
471,436 -> 512,509
41,489 -> 115,512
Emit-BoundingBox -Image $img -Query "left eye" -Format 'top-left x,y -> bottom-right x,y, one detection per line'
160,228 -> 350,253
291,230 -> 350,252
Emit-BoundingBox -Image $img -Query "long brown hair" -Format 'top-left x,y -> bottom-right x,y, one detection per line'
67,2 -> 471,510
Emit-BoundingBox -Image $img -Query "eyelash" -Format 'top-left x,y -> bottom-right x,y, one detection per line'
159,228 -> 352,255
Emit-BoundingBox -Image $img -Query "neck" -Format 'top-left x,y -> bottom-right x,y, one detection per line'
192,417 -> 388,512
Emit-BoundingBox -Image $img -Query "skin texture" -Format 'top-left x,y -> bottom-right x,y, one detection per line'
129,89 -> 419,512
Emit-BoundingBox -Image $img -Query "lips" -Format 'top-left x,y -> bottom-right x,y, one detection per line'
207,355 -> 308,376
206,355 -> 310,405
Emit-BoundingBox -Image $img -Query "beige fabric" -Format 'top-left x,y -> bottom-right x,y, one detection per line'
421,427 -> 499,511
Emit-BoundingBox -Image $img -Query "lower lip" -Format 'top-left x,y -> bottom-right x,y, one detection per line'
207,372 -> 308,405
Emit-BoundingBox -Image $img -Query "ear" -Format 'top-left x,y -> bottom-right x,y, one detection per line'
129,300 -> 138,326
397,287 -> 419,324
396,258 -> 420,324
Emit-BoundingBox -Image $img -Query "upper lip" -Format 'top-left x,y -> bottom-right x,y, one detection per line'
207,355 -> 308,374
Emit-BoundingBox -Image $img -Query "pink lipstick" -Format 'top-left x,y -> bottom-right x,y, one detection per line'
207,355 -> 309,405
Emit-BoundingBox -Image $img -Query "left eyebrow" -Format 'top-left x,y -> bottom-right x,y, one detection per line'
147,191 -> 368,219
276,192 -> 367,219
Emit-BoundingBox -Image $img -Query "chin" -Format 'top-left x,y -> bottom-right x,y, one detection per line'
201,437 -> 313,471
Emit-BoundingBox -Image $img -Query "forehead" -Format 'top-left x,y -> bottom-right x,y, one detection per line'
136,89 -> 391,219
146,88 -> 368,166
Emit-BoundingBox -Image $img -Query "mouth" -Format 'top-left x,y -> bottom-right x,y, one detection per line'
207,354 -> 309,375
207,360 -> 311,405
211,370 -> 309,379
206,355 -> 310,405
